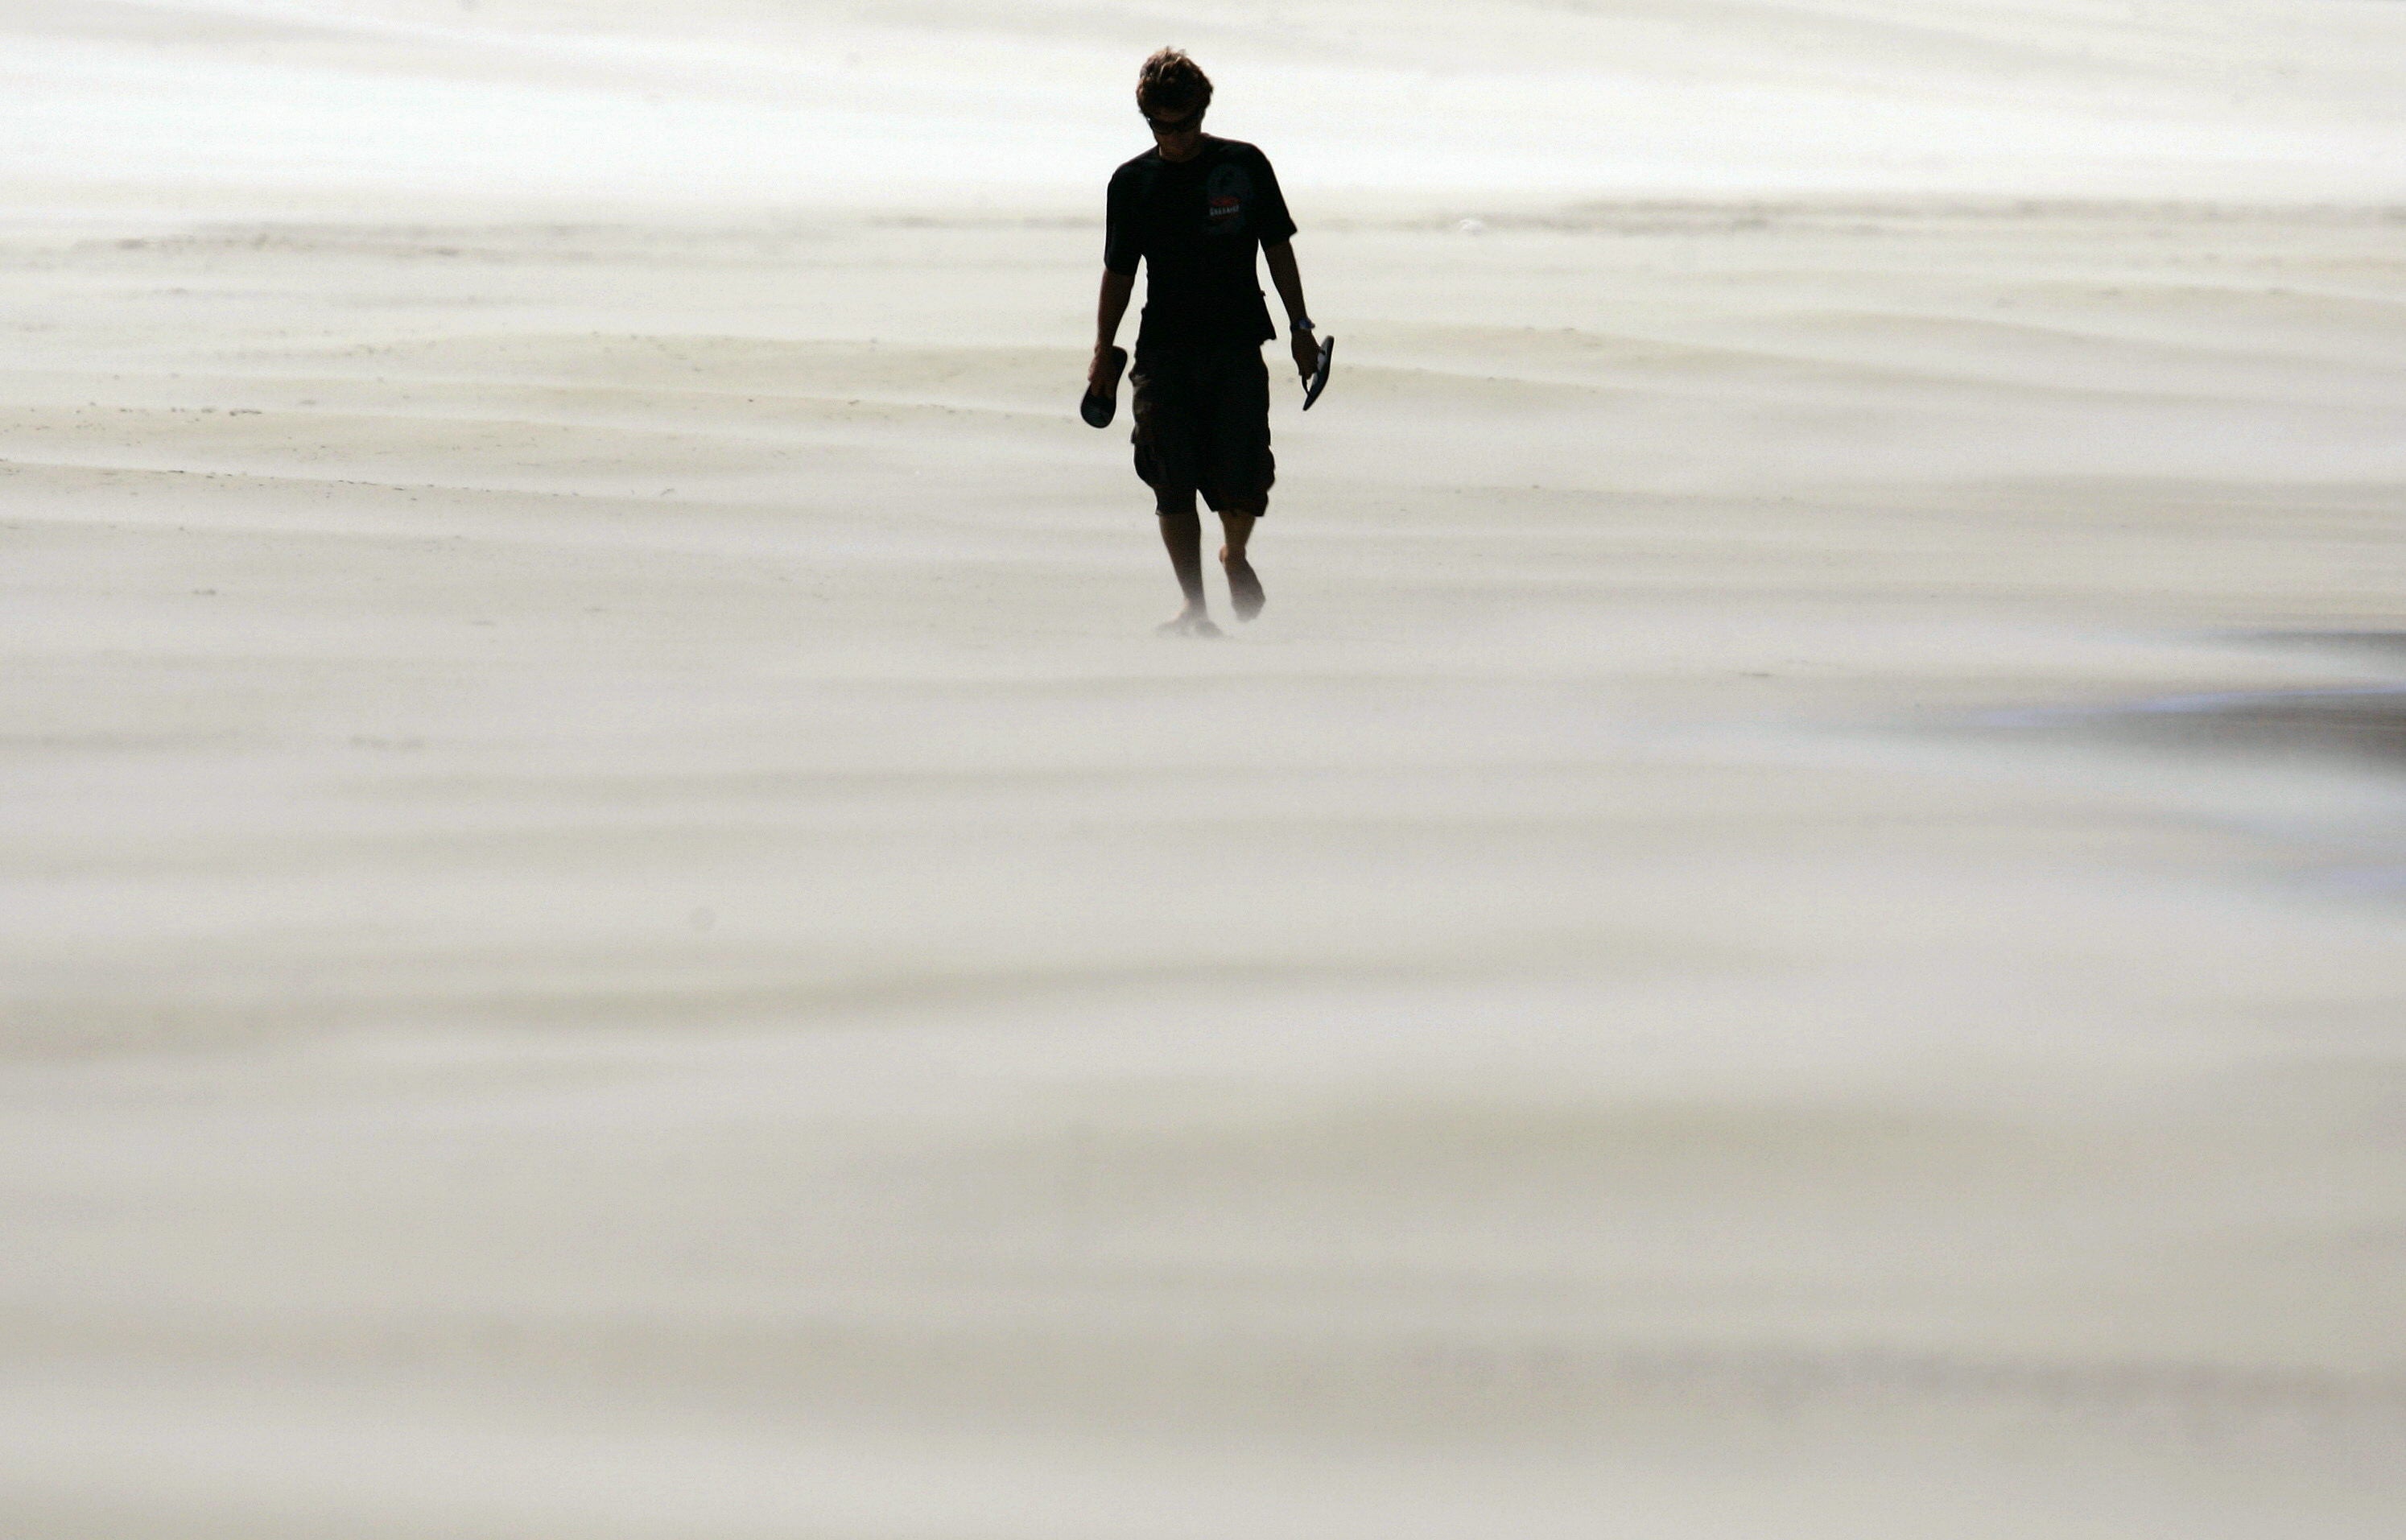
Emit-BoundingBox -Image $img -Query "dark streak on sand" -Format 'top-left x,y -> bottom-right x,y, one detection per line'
1979,634 -> 2406,773
1962,633 -> 2406,898
1985,685 -> 2406,768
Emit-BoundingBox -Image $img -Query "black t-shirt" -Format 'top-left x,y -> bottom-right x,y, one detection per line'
1104,138 -> 1296,350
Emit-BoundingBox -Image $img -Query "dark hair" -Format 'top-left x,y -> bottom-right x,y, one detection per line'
1136,48 -> 1212,120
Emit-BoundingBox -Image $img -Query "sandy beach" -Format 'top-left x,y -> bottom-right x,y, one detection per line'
4,3 -> 2405,1535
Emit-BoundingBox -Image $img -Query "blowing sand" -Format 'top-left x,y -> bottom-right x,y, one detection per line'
5,3 -> 2406,1537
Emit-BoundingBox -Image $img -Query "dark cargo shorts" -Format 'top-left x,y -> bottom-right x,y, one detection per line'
1130,342 -> 1275,516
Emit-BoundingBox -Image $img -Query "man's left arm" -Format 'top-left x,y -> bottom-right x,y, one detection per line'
1263,240 -> 1316,383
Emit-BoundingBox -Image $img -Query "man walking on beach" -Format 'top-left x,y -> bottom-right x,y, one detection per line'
1090,49 -> 1320,635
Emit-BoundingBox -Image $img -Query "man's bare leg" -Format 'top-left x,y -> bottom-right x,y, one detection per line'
1220,507 -> 1264,621
1156,495 -> 1220,636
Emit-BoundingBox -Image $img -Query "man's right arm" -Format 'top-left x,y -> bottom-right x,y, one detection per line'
1092,268 -> 1135,390
1094,166 -> 1141,390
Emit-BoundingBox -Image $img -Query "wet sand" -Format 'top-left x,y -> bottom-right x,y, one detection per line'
6,4 -> 2406,1537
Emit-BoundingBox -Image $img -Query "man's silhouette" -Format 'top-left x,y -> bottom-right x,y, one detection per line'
1089,49 -> 1319,634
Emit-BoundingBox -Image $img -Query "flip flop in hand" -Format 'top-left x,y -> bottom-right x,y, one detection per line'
1081,346 -> 1129,427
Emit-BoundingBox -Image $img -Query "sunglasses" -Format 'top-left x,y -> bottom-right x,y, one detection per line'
1144,112 -> 1203,135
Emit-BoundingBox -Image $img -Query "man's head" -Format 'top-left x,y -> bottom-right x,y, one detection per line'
1137,48 -> 1211,159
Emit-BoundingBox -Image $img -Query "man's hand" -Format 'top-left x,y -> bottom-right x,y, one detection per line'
1290,328 -> 1318,386
1090,269 -> 1135,393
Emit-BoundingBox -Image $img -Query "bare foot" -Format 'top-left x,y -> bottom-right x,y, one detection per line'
1157,607 -> 1223,638
1221,550 -> 1265,621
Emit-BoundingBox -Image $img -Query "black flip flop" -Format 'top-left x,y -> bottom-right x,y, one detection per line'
1080,346 -> 1129,428
1302,335 -> 1335,411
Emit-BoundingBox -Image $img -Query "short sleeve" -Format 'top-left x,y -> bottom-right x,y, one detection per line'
1104,167 -> 1141,275
1252,150 -> 1297,245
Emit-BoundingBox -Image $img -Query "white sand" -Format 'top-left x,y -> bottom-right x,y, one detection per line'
4,3 -> 2406,1536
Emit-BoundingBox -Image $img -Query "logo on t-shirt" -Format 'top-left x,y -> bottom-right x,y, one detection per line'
1206,163 -> 1253,237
